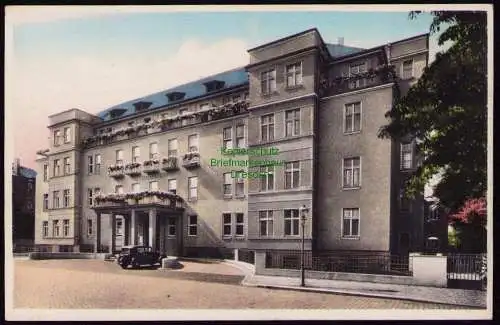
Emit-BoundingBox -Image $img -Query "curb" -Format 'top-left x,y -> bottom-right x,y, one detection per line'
251,284 -> 484,309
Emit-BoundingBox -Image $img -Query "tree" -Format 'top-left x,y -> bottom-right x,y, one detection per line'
378,11 -> 488,213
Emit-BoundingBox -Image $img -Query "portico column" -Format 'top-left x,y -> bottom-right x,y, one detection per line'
109,214 -> 116,254
94,213 -> 101,253
131,209 -> 137,245
148,209 -> 157,250
124,215 -> 130,245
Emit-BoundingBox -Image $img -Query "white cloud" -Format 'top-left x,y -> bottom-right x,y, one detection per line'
8,38 -> 249,168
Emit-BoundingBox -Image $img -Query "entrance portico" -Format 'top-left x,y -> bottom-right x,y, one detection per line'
92,202 -> 184,256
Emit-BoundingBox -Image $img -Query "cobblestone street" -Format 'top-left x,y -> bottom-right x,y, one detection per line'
13,259 -> 473,309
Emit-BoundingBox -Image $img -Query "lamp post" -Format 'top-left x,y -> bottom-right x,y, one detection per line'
299,205 -> 309,287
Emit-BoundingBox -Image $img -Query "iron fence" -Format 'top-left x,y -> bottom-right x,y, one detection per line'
238,249 -> 255,265
265,250 -> 412,276
447,253 -> 486,281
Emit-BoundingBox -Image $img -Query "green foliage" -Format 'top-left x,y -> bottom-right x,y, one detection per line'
378,11 -> 487,212
448,226 -> 460,249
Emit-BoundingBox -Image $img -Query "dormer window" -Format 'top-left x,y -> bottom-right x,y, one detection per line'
144,117 -> 151,123
128,121 -> 135,126
203,80 -> 225,93
108,108 -> 127,119
166,91 -> 186,102
133,101 -> 153,112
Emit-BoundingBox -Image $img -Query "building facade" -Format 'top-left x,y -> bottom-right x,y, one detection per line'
12,158 -> 37,250
34,28 -> 428,257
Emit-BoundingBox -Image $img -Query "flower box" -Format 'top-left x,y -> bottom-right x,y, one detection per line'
182,152 -> 201,169
162,157 -> 179,171
124,163 -> 142,176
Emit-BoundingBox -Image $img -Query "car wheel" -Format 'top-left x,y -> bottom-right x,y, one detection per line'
120,263 -> 127,269
131,258 -> 139,269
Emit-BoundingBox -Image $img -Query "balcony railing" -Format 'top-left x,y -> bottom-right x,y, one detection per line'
162,157 -> 179,171
143,160 -> 161,174
319,64 -> 397,98
182,152 -> 201,169
93,191 -> 184,209
124,163 -> 142,176
108,165 -> 125,178
81,100 -> 250,149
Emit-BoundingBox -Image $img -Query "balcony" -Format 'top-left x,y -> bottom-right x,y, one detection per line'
124,163 -> 142,176
93,191 -> 184,210
182,152 -> 201,169
108,165 -> 125,178
319,64 -> 397,98
81,100 -> 250,149
143,160 -> 161,174
162,157 -> 179,171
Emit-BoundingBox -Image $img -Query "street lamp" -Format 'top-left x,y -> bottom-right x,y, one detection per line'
299,205 -> 309,287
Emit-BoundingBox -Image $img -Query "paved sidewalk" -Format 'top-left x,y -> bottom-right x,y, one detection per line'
241,274 -> 486,308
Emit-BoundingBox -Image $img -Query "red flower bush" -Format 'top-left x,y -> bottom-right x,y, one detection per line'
451,198 -> 487,227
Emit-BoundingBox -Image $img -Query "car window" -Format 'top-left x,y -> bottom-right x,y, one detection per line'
137,247 -> 145,254
122,248 -> 129,254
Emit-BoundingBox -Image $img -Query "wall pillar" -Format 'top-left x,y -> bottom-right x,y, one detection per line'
109,214 -> 116,254
255,251 -> 266,275
148,209 -> 157,251
94,213 -> 101,253
124,215 -> 130,246
130,209 -> 136,245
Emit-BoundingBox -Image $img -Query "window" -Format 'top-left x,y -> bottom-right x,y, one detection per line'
428,207 -> 440,221
401,143 -> 413,170
236,125 -> 245,148
149,181 -> 159,191
260,166 -> 274,191
116,150 -> 124,165
54,130 -> 61,146
87,219 -> 93,236
43,194 -> 49,210
42,221 -> 48,237
168,179 -> 177,194
168,139 -> 178,158
188,177 -> 198,200
200,103 -> 210,111
180,108 -> 188,126
132,183 -> 140,193
235,173 -> 245,197
168,218 -> 176,236
223,213 -> 232,237
188,134 -> 198,152
27,182 -> 34,191
188,215 -> 198,236
53,159 -> 61,177
64,157 -> 71,175
52,220 -> 60,237
87,188 -> 100,206
244,92 -> 249,100
132,146 -> 140,163
52,191 -> 60,208
64,127 -> 71,143
284,209 -> 300,236
223,127 -> 233,149
402,59 -> 414,79
286,62 -> 303,87
260,114 -> 274,142
63,219 -> 70,237
149,142 -> 159,159
284,162 -> 300,189
344,102 -> 361,133
115,185 -> 124,194
235,213 -> 244,236
27,201 -> 33,210
349,62 -> 366,75
259,211 -> 274,237
116,219 -> 123,236
63,189 -> 70,207
223,173 -> 232,196
342,208 -> 360,238
285,109 -> 300,137
95,154 -> 101,174
261,69 -> 276,94
87,156 -> 94,174
343,157 -> 361,188
43,164 -> 48,181
232,95 -> 241,103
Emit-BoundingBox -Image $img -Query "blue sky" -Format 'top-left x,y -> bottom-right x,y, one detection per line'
7,8 -> 441,168
13,11 -> 434,60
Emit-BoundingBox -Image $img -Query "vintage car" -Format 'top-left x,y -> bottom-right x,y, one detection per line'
117,245 -> 166,269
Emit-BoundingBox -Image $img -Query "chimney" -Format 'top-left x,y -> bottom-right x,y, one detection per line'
338,37 -> 344,46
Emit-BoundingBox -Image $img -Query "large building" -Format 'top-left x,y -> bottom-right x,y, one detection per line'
12,158 -> 37,250
34,28 -> 428,257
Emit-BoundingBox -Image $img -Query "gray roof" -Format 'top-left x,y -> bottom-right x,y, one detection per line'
96,43 -> 365,122
19,167 -> 37,179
